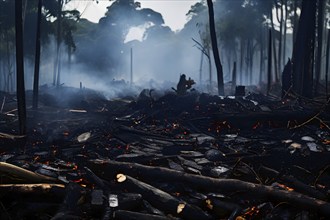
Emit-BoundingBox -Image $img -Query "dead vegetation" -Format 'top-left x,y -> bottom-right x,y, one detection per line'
0,86 -> 329,219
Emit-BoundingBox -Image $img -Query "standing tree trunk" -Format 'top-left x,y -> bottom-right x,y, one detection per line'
292,0 -> 317,98
199,50 -> 204,86
208,46 -> 212,92
270,12 -> 279,82
267,29 -> 272,95
315,0 -> 325,95
55,0 -> 62,87
275,0 -> 284,74
231,61 -> 237,95
206,0 -> 224,96
33,0 -> 42,110
259,27 -> 265,85
130,47 -> 133,86
249,42 -> 255,85
283,0 -> 288,67
326,29 -> 330,96
292,0 -> 299,46
240,38 -> 245,85
246,39 -> 251,85
53,0 -> 62,86
15,0 -> 26,135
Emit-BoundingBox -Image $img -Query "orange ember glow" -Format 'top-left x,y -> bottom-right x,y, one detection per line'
278,183 -> 294,191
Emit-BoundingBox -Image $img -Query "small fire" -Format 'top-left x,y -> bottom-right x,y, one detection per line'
277,183 -> 294,191
243,206 -> 260,217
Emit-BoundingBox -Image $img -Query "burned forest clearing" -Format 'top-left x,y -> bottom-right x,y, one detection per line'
0,85 -> 329,219
1,0 -> 330,219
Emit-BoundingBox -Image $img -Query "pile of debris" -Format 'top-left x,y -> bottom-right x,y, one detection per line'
0,86 -> 330,219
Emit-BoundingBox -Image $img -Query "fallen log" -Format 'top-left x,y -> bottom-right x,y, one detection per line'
116,174 -> 212,220
0,162 -> 59,183
258,165 -> 327,200
113,210 -> 175,220
0,183 -> 65,196
88,159 -> 330,217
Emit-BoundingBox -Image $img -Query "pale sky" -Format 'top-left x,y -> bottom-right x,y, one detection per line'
66,0 -> 200,31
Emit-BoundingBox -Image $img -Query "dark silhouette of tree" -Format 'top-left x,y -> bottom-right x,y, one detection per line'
326,29 -> 330,96
267,29 -> 272,95
292,0 -> 316,98
206,0 -> 224,96
0,0 -> 15,92
33,0 -> 42,110
315,0 -> 325,95
15,0 -> 27,135
54,0 -> 62,86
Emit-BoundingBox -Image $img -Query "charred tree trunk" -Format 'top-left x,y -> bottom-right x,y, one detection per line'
53,0 -> 62,86
249,42 -> 255,85
283,0 -> 288,67
208,46 -> 212,91
231,61 -> 237,94
259,27 -> 265,84
270,12 -> 279,82
130,47 -> 133,86
199,50 -> 204,85
315,0 -> 325,95
15,0 -> 26,135
267,29 -> 272,95
56,0 -> 62,87
292,0 -> 317,98
326,29 -> 330,96
292,0 -> 298,45
240,38 -> 245,84
32,0 -> 42,110
245,39 -> 251,85
5,31 -> 14,93
206,0 -> 224,96
275,0 -> 284,75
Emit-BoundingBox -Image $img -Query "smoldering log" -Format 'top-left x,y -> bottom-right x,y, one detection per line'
258,165 -> 326,200
115,174 -> 212,220
88,159 -> 330,217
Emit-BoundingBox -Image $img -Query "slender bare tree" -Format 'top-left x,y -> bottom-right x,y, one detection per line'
206,0 -> 224,96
